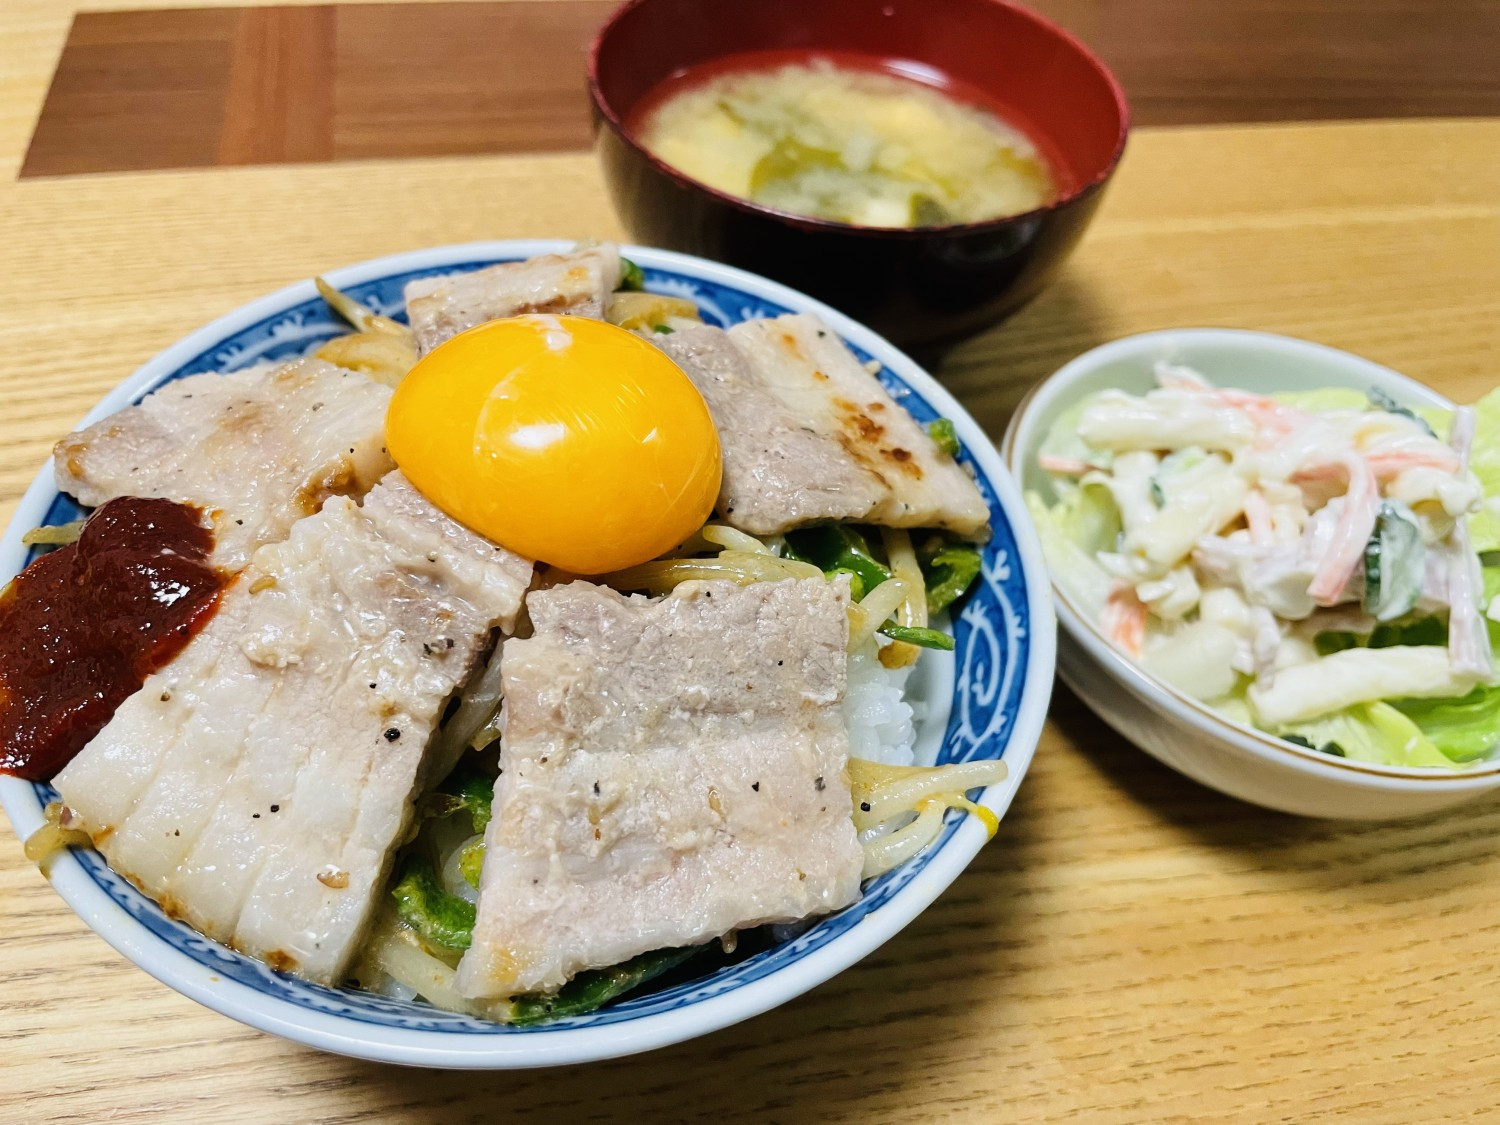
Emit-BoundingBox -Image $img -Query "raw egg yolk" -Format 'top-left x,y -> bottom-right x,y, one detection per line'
386,315 -> 722,574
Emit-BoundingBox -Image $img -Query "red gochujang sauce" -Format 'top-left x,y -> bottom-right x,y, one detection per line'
0,497 -> 224,781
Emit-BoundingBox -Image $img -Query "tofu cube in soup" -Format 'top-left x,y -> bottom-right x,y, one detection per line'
663,313 -> 989,537
53,473 -> 533,985
457,577 -> 863,1000
52,357 -> 395,572
404,245 -> 622,354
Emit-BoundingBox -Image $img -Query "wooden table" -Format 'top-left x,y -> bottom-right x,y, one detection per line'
3,1 -> 1500,1121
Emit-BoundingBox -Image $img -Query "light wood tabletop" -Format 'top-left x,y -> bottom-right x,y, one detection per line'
4,1 -> 1500,1122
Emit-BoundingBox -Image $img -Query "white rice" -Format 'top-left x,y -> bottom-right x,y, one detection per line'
843,638 -> 918,766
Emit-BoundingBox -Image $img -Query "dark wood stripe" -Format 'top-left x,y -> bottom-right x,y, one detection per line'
332,2 -> 614,160
1041,0 -> 1500,126
21,1 -> 617,178
219,7 -> 337,166
20,0 -> 1500,178
26,9 -> 239,177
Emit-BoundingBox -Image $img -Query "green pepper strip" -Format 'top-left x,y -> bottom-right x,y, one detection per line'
922,545 -> 982,615
454,774 -> 494,833
508,946 -> 706,1026
879,623 -> 955,651
391,856 -> 476,951
827,566 -> 867,601
927,418 -> 961,458
783,526 -> 891,599
618,257 -> 646,291
418,771 -> 494,834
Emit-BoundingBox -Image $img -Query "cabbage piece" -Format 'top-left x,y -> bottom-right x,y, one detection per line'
1210,686 -> 1255,727
1274,701 -> 1456,769
1044,478 -> 1121,554
1270,387 -> 1370,412
1248,645 -> 1479,726
1038,394 -> 1112,470
1024,487 -> 1118,619
1140,621 -> 1240,700
1467,388 -> 1500,552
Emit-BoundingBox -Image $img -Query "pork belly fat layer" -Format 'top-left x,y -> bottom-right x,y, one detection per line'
677,313 -> 990,537
457,576 -> 863,999
655,325 -> 890,534
404,245 -> 622,354
53,472 -> 533,985
53,358 -> 394,571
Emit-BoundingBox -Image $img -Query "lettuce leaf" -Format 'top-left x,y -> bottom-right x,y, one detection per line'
1309,584 -> 1500,763
1274,701 -> 1457,769
1381,565 -> 1500,762
1390,688 -> 1500,763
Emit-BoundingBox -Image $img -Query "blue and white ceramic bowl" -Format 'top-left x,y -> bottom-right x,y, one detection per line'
0,241 -> 1055,1068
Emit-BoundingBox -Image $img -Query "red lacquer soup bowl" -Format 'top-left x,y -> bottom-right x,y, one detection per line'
588,0 -> 1128,349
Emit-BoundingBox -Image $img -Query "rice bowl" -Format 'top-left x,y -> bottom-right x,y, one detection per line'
0,241 -> 1053,1066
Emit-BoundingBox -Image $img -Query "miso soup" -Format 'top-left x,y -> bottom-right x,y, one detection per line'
633,56 -> 1056,229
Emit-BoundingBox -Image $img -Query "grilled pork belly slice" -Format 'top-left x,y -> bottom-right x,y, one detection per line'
53,472 -> 533,985
53,358 -> 394,571
403,245 -> 622,354
457,576 -> 862,1000
677,313 -> 987,537
655,325 -> 891,534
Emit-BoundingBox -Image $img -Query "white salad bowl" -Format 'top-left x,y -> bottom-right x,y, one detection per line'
0,241 -> 1055,1067
1003,327 -> 1500,820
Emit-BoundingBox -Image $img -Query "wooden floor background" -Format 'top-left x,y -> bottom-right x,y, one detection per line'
21,0 -> 1500,177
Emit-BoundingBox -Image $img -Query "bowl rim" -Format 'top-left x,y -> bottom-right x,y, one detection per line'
586,0 -> 1130,239
1002,325 -> 1500,790
0,239 -> 1057,1068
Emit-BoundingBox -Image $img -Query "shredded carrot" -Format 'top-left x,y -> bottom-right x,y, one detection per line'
1100,583 -> 1148,659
